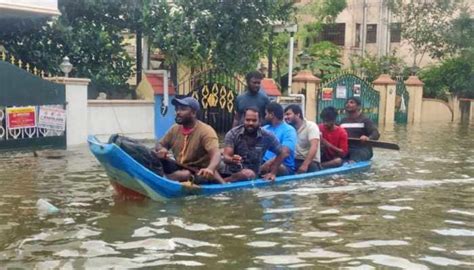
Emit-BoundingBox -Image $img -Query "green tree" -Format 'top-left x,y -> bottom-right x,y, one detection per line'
419,11 -> 474,99
307,41 -> 341,78
443,10 -> 474,55
0,0 -> 134,98
145,0 -> 294,74
419,52 -> 474,99
388,0 -> 463,65
349,52 -> 409,82
295,0 -> 347,77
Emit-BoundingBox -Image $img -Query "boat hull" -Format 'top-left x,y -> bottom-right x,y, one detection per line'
88,136 -> 371,200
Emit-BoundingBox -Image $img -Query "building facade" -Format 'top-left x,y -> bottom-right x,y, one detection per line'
295,0 -> 474,68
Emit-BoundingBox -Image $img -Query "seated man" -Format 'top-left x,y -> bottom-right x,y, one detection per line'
340,97 -> 380,161
261,102 -> 297,175
318,106 -> 348,168
284,104 -> 321,173
154,97 -> 224,183
222,107 -> 287,182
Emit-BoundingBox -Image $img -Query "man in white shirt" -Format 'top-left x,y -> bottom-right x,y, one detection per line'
284,104 -> 321,173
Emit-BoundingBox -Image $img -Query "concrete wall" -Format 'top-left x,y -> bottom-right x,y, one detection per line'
421,99 -> 453,122
88,100 -> 155,141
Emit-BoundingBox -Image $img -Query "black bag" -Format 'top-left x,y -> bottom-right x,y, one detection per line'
108,134 -> 164,176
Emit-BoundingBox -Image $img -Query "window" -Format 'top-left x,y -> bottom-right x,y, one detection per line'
390,23 -> 401,43
366,24 -> 377,43
318,23 -> 346,46
355,24 -> 361,47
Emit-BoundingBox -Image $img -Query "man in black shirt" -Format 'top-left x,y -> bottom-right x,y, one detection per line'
223,107 -> 286,182
340,97 -> 380,161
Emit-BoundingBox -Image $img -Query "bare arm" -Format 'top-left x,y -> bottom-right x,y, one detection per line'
153,142 -> 169,159
223,146 -> 243,165
365,119 -> 380,140
321,138 -> 345,157
263,146 -> 289,180
197,147 -> 222,180
298,138 -> 319,173
206,148 -> 221,172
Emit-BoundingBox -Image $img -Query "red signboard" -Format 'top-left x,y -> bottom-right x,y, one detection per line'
322,88 -> 333,101
6,107 -> 36,129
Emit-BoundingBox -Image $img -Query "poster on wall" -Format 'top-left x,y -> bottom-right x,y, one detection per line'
6,106 -> 36,129
321,88 -> 333,101
353,84 -> 361,97
38,106 -> 66,131
336,85 -> 347,99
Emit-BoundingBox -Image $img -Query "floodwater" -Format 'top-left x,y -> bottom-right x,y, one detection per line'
0,123 -> 473,269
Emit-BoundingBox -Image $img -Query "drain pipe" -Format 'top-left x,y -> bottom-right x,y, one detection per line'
287,30 -> 306,116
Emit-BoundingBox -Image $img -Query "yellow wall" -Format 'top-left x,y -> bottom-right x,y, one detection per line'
421,99 -> 453,122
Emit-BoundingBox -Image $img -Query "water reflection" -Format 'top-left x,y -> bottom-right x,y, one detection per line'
0,123 -> 473,268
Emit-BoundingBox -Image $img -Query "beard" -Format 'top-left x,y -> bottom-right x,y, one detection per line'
244,126 -> 257,135
286,118 -> 296,127
175,116 -> 191,125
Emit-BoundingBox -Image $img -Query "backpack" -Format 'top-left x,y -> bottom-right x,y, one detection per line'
108,134 -> 164,176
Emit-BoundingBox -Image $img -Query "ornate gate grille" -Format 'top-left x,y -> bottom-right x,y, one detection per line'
395,77 -> 409,124
318,73 -> 380,123
178,70 -> 245,134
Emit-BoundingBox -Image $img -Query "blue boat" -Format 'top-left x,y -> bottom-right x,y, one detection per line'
88,135 -> 371,201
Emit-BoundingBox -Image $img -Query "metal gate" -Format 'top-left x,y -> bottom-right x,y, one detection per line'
0,60 -> 66,151
395,78 -> 409,124
178,70 -> 245,134
318,73 -> 379,123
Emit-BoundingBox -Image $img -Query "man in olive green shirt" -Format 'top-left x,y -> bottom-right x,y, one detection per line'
154,97 -> 224,183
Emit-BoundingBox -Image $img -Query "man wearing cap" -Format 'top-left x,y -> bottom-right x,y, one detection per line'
154,97 -> 223,183
340,97 -> 380,161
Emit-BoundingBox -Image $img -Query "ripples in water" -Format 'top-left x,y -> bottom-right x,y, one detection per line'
1,123 -> 474,268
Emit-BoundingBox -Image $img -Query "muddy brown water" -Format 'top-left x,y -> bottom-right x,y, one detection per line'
0,123 -> 473,269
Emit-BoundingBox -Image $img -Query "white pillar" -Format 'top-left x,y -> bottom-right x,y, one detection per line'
373,74 -> 396,125
49,77 -> 90,147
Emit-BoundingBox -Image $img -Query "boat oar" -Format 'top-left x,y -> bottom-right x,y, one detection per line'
349,138 -> 400,150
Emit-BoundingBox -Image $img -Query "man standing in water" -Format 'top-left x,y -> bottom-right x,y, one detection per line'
340,97 -> 379,161
154,97 -> 224,183
233,71 -> 270,127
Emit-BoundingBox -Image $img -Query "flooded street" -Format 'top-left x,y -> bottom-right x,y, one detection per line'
0,123 -> 473,269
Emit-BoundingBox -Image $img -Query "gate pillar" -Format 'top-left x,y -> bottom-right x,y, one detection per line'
49,77 -> 90,146
405,76 -> 424,124
292,70 -> 321,122
373,74 -> 396,125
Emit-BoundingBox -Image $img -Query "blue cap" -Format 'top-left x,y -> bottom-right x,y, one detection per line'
171,97 -> 200,112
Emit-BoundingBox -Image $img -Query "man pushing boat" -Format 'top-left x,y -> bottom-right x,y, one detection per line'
153,97 -> 224,184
